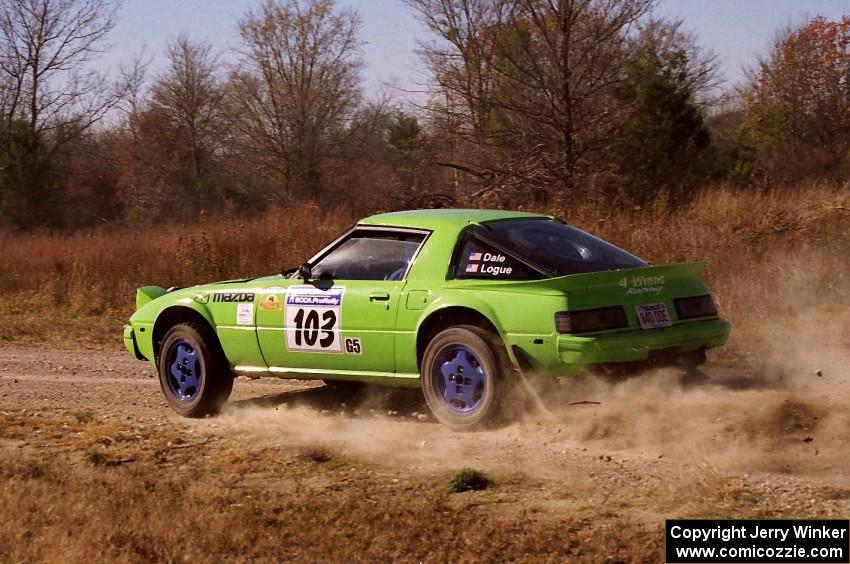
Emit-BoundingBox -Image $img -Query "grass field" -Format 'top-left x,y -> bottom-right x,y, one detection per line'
1,184 -> 848,354
0,410 -> 666,562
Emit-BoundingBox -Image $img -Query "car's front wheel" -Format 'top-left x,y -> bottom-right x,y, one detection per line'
158,323 -> 233,417
420,325 -> 507,431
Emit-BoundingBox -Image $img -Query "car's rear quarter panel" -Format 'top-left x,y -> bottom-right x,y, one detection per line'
424,263 -> 730,375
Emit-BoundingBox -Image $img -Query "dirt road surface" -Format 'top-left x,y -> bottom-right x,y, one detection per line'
1,345 -> 849,562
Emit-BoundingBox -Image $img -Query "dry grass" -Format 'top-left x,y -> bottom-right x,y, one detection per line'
0,185 -> 849,353
0,410 -> 661,563
0,204 -> 354,319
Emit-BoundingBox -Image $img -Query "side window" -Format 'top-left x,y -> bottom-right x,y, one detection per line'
311,230 -> 425,281
453,235 -> 536,280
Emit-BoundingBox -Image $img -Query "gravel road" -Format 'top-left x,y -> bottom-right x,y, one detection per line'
2,344 -> 849,524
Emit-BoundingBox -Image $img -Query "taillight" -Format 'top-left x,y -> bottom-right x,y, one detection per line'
674,295 -> 718,320
555,306 -> 628,334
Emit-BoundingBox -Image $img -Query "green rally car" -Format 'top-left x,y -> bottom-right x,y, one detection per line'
124,209 -> 730,430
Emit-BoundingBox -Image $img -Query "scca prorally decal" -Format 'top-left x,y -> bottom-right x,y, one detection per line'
212,292 -> 255,303
465,251 -> 513,276
286,291 -> 342,307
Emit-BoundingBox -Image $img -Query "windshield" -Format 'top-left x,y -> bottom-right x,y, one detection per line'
473,219 -> 647,277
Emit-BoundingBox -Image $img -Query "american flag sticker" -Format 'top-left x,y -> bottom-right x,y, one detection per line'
465,263 -> 479,273
468,252 -> 482,261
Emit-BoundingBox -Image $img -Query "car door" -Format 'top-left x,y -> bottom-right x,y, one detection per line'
256,227 -> 428,376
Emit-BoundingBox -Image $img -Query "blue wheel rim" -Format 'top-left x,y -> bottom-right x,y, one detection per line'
432,344 -> 486,415
165,338 -> 202,402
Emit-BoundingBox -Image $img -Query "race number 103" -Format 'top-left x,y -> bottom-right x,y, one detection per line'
284,286 -> 344,353
292,308 -> 336,348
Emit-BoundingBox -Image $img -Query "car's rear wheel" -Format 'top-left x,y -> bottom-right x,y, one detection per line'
158,323 -> 233,417
420,325 -> 507,431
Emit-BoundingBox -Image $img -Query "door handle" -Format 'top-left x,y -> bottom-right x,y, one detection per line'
369,292 -> 390,301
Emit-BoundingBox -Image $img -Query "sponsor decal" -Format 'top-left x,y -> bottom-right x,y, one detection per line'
236,303 -> 253,325
286,286 -> 342,307
259,294 -> 283,312
618,275 -> 665,296
212,292 -> 255,303
284,286 -> 345,353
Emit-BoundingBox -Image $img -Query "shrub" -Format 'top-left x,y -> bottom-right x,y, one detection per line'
448,468 -> 489,493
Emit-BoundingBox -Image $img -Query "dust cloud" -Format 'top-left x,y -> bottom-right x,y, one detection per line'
205,256 -> 850,480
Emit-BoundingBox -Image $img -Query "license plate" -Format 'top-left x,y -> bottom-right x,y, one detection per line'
635,303 -> 672,329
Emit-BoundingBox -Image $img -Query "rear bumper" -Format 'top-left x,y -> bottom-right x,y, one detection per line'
552,318 -> 731,374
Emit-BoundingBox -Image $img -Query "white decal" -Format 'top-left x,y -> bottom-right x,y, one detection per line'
620,274 -> 665,296
236,303 -> 254,326
479,264 -> 513,276
465,251 -> 513,276
284,286 -> 344,352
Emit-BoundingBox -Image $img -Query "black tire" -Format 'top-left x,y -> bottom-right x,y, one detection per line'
157,322 -> 233,417
420,325 -> 508,431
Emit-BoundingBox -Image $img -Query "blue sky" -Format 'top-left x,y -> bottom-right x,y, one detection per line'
105,0 -> 850,101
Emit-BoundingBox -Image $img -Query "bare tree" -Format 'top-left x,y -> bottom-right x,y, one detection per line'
631,17 -> 719,104
407,0 -> 514,142
116,49 -> 150,130
409,0 -> 656,202
111,50 -> 150,218
228,0 -> 363,199
151,34 -> 224,192
0,0 -> 119,144
496,0 -> 654,191
0,0 -> 119,227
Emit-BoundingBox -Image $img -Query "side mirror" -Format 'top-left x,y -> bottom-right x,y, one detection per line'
298,263 -> 312,283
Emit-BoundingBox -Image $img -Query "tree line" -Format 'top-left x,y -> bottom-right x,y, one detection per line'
0,0 -> 846,230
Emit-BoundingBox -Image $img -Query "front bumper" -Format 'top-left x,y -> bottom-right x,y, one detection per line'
123,325 -> 146,361
558,318 -> 731,367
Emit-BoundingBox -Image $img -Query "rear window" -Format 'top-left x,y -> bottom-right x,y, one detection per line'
454,219 -> 647,279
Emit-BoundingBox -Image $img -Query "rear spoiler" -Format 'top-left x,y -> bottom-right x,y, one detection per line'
136,286 -> 168,310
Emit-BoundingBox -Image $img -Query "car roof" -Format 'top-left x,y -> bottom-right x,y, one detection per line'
358,208 -> 550,231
